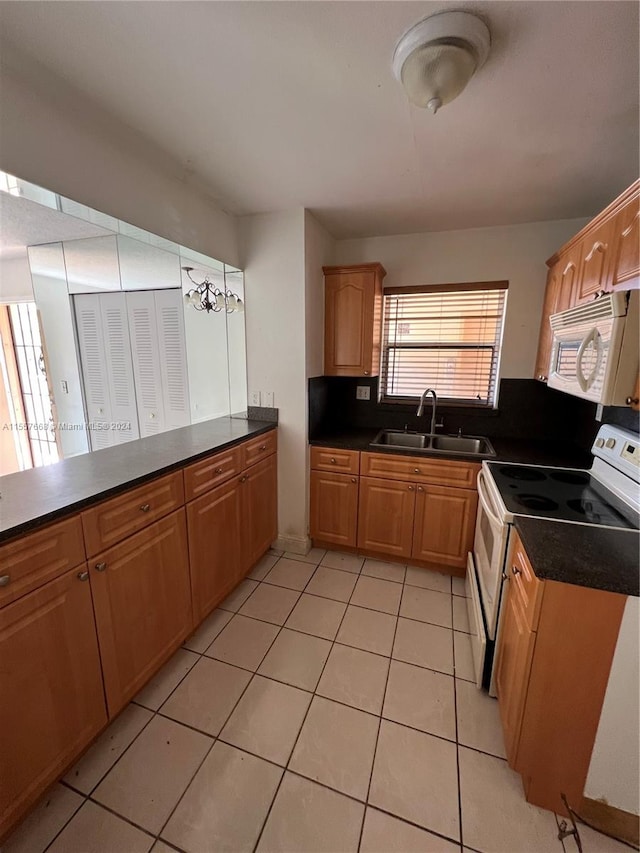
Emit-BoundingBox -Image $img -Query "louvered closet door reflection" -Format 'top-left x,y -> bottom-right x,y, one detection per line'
126,291 -> 165,436
74,294 -> 114,450
154,290 -> 190,430
99,293 -> 140,444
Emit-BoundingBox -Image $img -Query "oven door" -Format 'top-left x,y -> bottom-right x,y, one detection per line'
473,469 -> 509,640
465,552 -> 486,689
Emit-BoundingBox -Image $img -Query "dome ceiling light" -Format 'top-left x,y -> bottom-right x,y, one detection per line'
392,10 -> 491,114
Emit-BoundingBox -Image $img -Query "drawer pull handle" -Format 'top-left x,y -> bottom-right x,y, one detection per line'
77,570 -> 89,582
214,467 -> 224,475
95,562 -> 107,572
413,468 -> 420,474
330,457 -> 337,464
140,503 -> 151,513
0,574 -> 10,587
512,565 -> 521,576
408,485 -> 415,491
259,445 -> 266,451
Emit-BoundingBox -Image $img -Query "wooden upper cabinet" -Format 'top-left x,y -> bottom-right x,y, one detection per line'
535,246 -> 581,382
0,567 -> 107,838
573,218 -> 616,305
411,484 -> 478,569
357,476 -> 415,559
323,263 -> 386,377
310,470 -> 358,548
610,186 -> 640,288
89,509 -> 192,717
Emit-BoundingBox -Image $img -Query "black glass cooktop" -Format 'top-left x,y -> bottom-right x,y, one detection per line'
486,463 -> 639,530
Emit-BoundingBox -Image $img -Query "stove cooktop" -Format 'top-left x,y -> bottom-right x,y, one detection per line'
485,462 -> 640,530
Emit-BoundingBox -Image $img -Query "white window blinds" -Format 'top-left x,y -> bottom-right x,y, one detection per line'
381,283 -> 508,406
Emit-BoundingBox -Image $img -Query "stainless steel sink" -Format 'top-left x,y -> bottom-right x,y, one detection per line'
370,430 -> 495,458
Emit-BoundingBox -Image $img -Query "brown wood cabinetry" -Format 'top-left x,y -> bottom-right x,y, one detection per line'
0,567 -> 107,839
412,483 -> 478,568
494,533 -> 626,814
241,453 -> 278,572
310,446 -> 360,475
183,445 -> 242,501
357,476 -> 416,559
537,179 -> 640,384
323,263 -> 386,377
89,510 -> 192,716
309,470 -> 359,548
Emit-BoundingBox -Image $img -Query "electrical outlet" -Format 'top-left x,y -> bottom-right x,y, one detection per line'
356,385 -> 371,401
249,391 -> 261,406
60,380 -> 69,395
263,391 -> 274,408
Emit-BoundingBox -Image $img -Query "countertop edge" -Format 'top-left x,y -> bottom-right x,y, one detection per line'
0,419 -> 277,544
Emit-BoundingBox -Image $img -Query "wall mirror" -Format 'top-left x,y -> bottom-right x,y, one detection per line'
0,172 -> 247,474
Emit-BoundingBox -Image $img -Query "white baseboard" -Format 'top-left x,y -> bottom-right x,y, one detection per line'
273,535 -> 311,555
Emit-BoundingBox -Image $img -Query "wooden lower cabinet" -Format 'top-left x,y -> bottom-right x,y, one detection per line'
495,533 -> 627,814
357,477 -> 415,559
412,484 -> 477,568
0,566 -> 107,838
187,477 -> 244,624
241,453 -> 278,573
89,509 -> 192,717
310,470 -> 358,547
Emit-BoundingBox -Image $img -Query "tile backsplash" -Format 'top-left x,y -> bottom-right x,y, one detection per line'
309,376 -> 639,452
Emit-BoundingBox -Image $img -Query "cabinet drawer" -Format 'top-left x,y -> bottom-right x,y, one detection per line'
361,452 -> 480,488
241,429 -> 277,468
509,534 -> 544,631
0,516 -> 86,608
184,446 -> 242,501
310,446 -> 360,474
82,472 -> 184,557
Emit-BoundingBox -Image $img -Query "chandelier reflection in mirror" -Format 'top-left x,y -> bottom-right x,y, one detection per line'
182,267 -> 245,313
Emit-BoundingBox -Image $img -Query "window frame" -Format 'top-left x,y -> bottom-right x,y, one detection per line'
379,281 -> 508,409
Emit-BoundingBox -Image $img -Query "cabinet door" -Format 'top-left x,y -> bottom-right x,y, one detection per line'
242,454 -> 278,574
534,265 -> 561,382
610,200 -> 640,288
187,478 -> 243,624
357,476 -> 415,559
411,484 -> 478,569
89,510 -> 192,716
324,270 -> 380,377
494,579 -> 536,766
310,470 -> 358,548
574,219 -> 616,304
0,567 -> 107,838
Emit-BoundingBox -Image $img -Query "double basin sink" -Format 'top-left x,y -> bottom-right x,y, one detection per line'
370,429 -> 496,458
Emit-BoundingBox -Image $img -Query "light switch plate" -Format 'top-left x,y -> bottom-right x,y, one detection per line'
263,391 -> 274,407
356,385 -> 371,401
249,391 -> 261,406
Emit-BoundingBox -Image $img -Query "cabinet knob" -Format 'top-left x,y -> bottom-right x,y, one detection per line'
95,562 -> 107,572
626,397 -> 639,406
140,503 -> 151,513
259,445 -> 266,451
512,564 -> 521,576
240,475 -> 248,483
413,468 -> 420,474
351,477 -> 357,483
330,457 -> 337,464
77,570 -> 89,582
364,371 -> 369,375
502,571 -> 510,581
0,574 -> 10,587
417,486 -> 424,492
214,467 -> 223,475
408,485 -> 415,491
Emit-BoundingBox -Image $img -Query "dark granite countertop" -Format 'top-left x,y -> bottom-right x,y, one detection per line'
309,430 -> 593,468
514,517 -> 639,597
0,417 -> 277,543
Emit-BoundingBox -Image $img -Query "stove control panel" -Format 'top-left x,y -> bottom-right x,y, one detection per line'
592,425 -> 640,478
621,440 -> 640,467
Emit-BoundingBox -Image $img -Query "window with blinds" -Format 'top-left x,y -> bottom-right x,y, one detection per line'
380,283 -> 508,406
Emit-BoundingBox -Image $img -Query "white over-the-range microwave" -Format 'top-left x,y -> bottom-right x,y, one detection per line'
547,289 -> 639,406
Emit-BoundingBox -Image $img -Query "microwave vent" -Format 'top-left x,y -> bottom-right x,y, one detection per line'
550,292 -> 628,330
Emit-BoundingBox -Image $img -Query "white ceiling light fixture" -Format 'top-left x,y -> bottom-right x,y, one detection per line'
392,11 -> 491,114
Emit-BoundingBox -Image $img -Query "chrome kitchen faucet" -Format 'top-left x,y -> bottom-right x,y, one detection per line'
417,388 -> 438,436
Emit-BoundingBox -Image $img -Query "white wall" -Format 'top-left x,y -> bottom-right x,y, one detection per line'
584,597 -> 640,815
240,209 -> 308,550
0,43 -> 239,267
0,253 -> 34,303
334,218 -> 590,379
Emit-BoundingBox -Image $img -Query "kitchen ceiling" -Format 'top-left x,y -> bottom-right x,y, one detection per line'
0,1 -> 637,239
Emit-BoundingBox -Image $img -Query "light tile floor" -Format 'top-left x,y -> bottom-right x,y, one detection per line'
4,548 -> 627,853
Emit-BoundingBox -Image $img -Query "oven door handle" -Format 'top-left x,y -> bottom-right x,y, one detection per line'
477,471 -> 502,527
